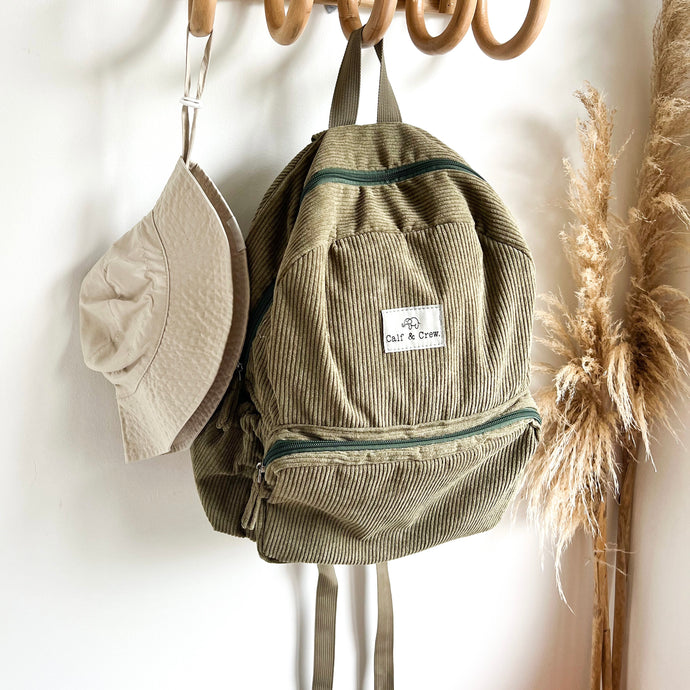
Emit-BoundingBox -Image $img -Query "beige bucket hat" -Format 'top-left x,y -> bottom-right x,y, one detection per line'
79,32 -> 249,462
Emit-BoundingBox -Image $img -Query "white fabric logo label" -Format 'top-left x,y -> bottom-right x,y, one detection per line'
381,305 -> 446,353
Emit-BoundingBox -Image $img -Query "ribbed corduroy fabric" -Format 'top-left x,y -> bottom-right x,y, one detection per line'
191,33 -> 540,690
191,135 -> 325,538
190,121 -> 540,563
257,399 -> 538,563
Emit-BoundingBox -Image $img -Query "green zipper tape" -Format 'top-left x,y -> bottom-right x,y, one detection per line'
300,158 -> 484,205
241,159 -> 485,371
262,407 -> 541,469
237,280 -> 275,376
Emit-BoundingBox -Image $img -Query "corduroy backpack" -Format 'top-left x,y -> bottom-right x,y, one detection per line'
191,29 -> 541,689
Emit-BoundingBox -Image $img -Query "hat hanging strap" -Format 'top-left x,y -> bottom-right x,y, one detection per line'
181,27 -> 213,165
329,27 -> 402,129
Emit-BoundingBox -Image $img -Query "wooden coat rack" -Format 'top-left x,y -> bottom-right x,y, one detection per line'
188,0 -> 549,57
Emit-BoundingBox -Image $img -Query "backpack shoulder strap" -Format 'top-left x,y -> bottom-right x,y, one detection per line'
374,562 -> 394,690
313,565 -> 338,690
312,562 -> 394,690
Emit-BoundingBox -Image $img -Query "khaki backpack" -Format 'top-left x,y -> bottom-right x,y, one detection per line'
191,28 -> 540,690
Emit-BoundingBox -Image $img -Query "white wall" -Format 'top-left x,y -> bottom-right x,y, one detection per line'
2,1 -> 684,688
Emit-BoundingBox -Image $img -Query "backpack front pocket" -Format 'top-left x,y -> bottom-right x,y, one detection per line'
263,156 -> 535,431
251,403 -> 540,564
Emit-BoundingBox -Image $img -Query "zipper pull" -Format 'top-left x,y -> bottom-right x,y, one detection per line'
236,361 -> 244,381
241,462 -> 267,532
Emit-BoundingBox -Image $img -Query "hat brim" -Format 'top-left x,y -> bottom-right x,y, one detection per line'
169,163 -> 249,453
116,159 -> 235,462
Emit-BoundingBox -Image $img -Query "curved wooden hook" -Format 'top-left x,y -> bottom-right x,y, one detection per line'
337,0 -> 397,48
265,0 -> 314,45
188,0 -> 217,37
472,0 -> 550,60
406,0 -> 478,56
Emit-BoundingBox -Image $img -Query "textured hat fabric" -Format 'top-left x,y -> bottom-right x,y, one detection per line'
169,162 -> 249,454
80,158 -> 248,462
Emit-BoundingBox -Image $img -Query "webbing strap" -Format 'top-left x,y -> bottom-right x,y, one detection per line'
328,27 -> 402,128
374,562 -> 394,690
181,28 -> 213,165
312,564 -> 338,690
312,563 -> 394,689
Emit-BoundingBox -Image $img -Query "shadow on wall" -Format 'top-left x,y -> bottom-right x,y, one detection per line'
38,0 -> 174,77
17,0 -> 296,570
525,531 -> 593,690
482,109 -> 575,385
280,534 -> 592,690
217,164 -> 281,239
9,10 -> 342,688
499,0 -> 655,379
24,220 -> 259,568
45,0 -> 251,77
212,23 -> 323,233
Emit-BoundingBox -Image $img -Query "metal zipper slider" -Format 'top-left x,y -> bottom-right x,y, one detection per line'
256,462 -> 265,484
236,362 -> 244,381
241,465 -> 267,532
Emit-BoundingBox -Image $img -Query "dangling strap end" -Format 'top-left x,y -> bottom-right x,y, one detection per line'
313,564 -> 338,690
374,562 -> 394,690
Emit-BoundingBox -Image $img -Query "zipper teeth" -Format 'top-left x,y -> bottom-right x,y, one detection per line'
301,158 -> 484,204
263,408 -> 541,468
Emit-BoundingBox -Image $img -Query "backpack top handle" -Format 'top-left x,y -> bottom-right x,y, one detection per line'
328,27 -> 402,129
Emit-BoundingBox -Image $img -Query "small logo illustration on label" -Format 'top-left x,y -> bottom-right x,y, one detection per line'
401,316 -> 420,330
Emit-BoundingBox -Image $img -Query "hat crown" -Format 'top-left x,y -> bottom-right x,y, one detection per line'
79,213 -> 168,395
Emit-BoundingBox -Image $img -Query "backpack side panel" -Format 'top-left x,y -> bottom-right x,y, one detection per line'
190,134 -> 326,538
